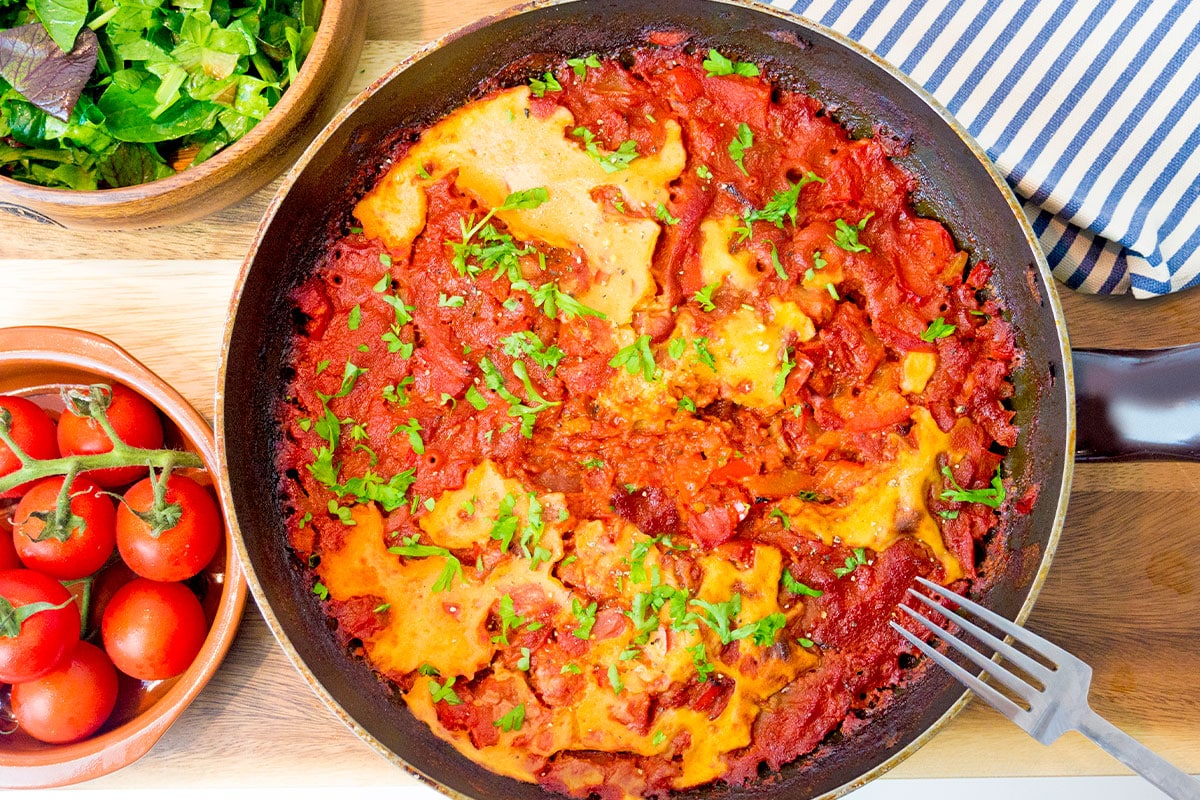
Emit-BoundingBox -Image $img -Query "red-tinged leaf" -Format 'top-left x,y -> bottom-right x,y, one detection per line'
0,24 -> 97,122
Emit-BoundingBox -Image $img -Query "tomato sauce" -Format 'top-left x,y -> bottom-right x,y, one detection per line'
275,43 -> 1021,798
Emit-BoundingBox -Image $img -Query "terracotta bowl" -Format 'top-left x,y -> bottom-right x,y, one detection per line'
0,0 -> 366,231
0,326 -> 248,788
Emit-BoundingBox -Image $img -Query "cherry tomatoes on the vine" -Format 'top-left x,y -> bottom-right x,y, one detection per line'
102,578 -> 207,680
13,476 -> 116,580
116,474 -> 222,582
11,641 -> 119,744
0,396 -> 59,499
0,568 -> 81,683
56,384 -> 164,488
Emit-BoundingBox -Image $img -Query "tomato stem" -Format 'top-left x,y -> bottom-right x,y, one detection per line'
0,385 -> 203,495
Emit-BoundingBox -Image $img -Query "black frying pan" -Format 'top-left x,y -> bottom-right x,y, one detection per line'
215,1 -> 1199,798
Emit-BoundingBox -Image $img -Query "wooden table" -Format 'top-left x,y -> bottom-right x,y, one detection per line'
2,0 -> 1199,793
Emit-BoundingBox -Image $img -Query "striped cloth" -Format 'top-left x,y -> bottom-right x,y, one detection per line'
769,0 -> 1200,296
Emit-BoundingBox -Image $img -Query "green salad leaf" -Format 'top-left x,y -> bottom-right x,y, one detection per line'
0,0 -> 322,189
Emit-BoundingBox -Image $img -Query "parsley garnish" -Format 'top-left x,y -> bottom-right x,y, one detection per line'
567,54 -> 602,78
571,597 -> 598,639
494,703 -> 526,732
703,48 -> 761,78
668,337 -> 687,360
688,595 -> 749,644
747,612 -> 787,646
609,335 -> 658,382
769,507 -> 791,530
774,348 -> 795,397
769,241 -> 787,279
561,663 -> 582,675
529,72 -> 562,97
389,535 -> 463,592
581,457 -> 606,470
694,281 -> 720,312
465,385 -> 488,410
832,547 -> 869,578
573,126 -> 640,172
511,279 -> 607,321
728,123 -> 754,176
940,465 -> 1005,508
742,173 -> 824,235
517,647 -> 532,671
782,571 -> 823,597
438,293 -> 465,308
696,164 -> 713,180
678,396 -> 696,412
921,317 -> 957,342
429,676 -> 463,705
501,331 -> 564,374
652,730 -> 667,747
693,338 -> 717,371
312,581 -> 328,600
826,283 -> 840,300
690,643 -> 715,682
655,203 -> 680,225
493,593 -> 525,645
607,663 -> 625,694
390,418 -> 425,454
347,305 -> 361,331
830,212 -> 874,253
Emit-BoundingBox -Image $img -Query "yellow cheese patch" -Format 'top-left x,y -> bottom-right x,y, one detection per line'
352,87 -> 686,325
700,216 -> 759,291
778,406 -> 963,580
394,536 -> 816,792
901,350 -> 938,394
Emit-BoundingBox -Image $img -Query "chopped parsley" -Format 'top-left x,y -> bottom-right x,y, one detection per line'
573,126 -> 640,172
428,676 -> 463,705
782,571 -> 824,597
438,293 -> 465,308
517,647 -> 532,671
693,338 -> 717,371
769,241 -> 787,279
529,71 -> 562,97
390,418 -> 424,455
921,317 -> 957,342
347,304 -> 361,331
728,122 -> 753,176
690,643 -> 715,682
501,331 -> 565,374
609,335 -> 658,382
494,703 -> 526,732
668,337 -> 687,360
607,662 -> 625,694
696,164 -> 713,180
830,212 -> 874,253
826,283 -> 840,300
581,457 -> 606,470
703,48 -> 761,78
493,593 -> 525,645
693,281 -> 720,312
940,465 -> 1006,508
312,581 -> 328,601
511,278 -> 607,321
769,507 -> 791,530
389,535 -> 463,592
748,612 -> 787,646
678,396 -> 696,412
465,385 -> 488,410
740,173 -> 824,238
774,348 -> 795,397
832,547 -> 869,578
571,597 -> 598,639
567,54 -> 602,78
655,202 -> 680,225
652,730 -> 667,747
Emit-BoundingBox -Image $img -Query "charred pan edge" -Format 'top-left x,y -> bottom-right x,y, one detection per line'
216,1 -> 1073,800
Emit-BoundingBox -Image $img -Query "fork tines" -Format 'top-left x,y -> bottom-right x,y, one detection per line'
888,576 -> 1066,723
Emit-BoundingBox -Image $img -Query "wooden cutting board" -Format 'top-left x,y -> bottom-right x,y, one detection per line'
1,0 -> 1198,790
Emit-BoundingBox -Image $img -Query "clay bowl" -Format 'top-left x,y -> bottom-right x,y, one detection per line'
0,0 -> 366,230
0,326 -> 247,788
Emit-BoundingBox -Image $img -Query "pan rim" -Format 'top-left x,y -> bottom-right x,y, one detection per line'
215,1 -> 1077,798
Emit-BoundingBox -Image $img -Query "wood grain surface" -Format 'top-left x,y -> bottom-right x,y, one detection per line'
2,0 -> 1199,792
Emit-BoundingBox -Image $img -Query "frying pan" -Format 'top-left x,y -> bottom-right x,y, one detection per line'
215,1 -> 1199,797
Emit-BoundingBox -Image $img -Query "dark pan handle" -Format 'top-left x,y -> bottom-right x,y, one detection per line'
1073,344 -> 1200,461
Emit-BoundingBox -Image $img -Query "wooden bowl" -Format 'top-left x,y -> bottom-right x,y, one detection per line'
0,0 -> 366,231
0,326 -> 248,788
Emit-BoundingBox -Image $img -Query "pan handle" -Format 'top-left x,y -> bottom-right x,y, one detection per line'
1073,344 -> 1200,461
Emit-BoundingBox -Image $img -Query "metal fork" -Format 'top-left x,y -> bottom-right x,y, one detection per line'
890,576 -> 1200,800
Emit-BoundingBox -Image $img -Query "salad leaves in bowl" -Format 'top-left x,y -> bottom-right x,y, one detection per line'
0,0 -> 364,229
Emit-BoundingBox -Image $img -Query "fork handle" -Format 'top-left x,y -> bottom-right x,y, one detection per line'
1078,708 -> 1200,799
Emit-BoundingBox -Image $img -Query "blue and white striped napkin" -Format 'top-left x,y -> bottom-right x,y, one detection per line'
771,0 -> 1200,296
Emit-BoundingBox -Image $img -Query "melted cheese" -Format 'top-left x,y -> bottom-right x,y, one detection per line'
901,350 -> 938,394
353,87 -> 686,325
700,216 -> 759,290
778,407 -> 963,580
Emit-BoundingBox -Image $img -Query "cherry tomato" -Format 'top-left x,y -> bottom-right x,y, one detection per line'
12,476 -> 116,580
56,384 -> 164,488
116,474 -> 222,582
0,396 -> 59,499
102,578 -> 207,680
11,641 -> 118,744
0,515 -> 21,570
87,559 -> 138,633
0,568 -> 81,683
